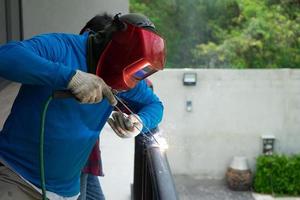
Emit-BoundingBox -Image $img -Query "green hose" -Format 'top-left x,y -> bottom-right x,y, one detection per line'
40,96 -> 53,200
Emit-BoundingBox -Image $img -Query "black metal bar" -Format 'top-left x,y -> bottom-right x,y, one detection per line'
52,90 -> 74,99
133,132 -> 178,200
0,1 -> 8,90
0,0 -> 7,44
133,136 -> 144,199
146,146 -> 178,200
4,0 -> 11,41
4,0 -> 22,41
19,0 -> 23,40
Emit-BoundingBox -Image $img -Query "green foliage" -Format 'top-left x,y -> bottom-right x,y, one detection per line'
130,0 -> 300,68
197,0 -> 300,68
254,154 -> 300,196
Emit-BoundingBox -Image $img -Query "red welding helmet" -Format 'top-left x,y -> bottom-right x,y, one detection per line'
96,13 -> 166,91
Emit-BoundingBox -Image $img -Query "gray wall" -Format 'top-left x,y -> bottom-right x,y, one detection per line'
151,69 -> 300,179
22,0 -> 129,38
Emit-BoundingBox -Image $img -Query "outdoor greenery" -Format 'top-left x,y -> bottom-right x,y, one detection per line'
130,0 -> 300,68
254,154 -> 300,196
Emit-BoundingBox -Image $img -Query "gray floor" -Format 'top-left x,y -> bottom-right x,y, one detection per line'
174,175 -> 254,200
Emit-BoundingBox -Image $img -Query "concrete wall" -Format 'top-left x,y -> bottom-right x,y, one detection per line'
21,0 -> 129,38
151,69 -> 300,179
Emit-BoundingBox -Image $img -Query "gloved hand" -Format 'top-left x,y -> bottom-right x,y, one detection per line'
107,111 -> 143,138
67,70 -> 117,105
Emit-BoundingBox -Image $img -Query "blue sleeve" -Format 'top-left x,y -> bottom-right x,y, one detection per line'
120,80 -> 164,132
0,34 -> 76,89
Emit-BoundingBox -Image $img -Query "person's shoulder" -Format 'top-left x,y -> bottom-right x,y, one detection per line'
34,33 -> 88,49
32,33 -> 85,42
119,80 -> 152,99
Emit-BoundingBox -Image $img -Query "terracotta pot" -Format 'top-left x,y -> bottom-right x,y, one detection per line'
226,156 -> 252,191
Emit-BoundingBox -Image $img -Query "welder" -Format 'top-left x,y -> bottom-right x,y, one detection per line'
0,13 -> 165,200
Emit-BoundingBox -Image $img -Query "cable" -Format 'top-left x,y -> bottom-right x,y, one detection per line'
40,96 -> 53,200
39,93 -> 159,200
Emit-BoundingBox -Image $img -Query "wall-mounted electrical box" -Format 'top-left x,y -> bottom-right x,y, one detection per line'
183,73 -> 197,86
186,100 -> 192,112
261,135 -> 276,155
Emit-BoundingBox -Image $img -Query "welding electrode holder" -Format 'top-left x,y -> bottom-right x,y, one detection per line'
52,88 -> 119,99
53,90 -> 134,130
53,90 -> 160,144
52,89 -> 118,102
52,90 -> 74,99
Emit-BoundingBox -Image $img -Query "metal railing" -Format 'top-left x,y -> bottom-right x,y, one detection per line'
132,130 -> 178,200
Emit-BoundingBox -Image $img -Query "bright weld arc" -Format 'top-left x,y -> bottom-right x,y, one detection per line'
113,94 -> 161,146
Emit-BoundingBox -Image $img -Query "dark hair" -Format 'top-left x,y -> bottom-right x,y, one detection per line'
80,13 -> 113,34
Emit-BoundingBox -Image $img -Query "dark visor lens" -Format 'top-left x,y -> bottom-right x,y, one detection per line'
133,66 -> 156,80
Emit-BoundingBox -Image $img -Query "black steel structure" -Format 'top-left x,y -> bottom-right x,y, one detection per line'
133,132 -> 178,200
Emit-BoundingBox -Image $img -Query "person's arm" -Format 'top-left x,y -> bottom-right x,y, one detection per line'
0,34 -> 76,89
119,80 -> 164,132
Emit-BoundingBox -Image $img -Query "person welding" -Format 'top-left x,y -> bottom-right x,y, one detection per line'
0,13 -> 165,200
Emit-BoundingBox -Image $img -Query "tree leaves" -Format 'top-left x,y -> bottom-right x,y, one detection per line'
130,0 -> 300,68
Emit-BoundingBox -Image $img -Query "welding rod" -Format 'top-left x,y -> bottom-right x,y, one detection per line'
53,90 -> 160,145
113,94 -> 160,145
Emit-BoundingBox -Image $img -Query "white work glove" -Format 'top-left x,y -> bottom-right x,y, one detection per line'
67,70 -> 117,105
107,111 -> 143,138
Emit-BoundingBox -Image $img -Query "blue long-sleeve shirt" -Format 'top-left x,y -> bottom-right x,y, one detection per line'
0,33 -> 163,197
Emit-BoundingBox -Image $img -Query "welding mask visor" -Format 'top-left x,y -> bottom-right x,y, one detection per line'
96,21 -> 165,91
